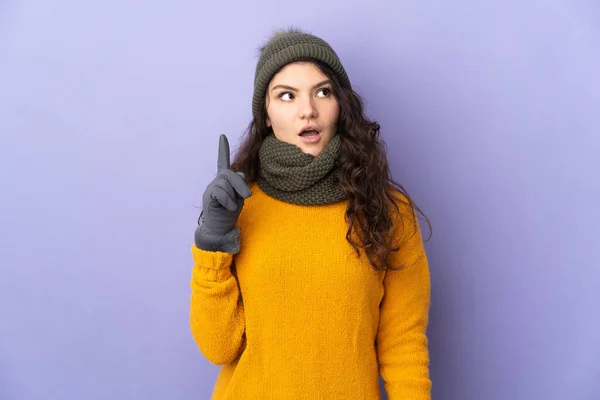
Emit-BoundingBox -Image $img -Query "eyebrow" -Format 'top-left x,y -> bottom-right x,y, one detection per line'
271,80 -> 331,92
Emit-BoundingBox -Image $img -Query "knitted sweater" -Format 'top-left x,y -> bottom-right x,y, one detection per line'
189,184 -> 431,399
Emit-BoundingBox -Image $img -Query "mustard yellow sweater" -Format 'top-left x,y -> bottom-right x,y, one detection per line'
190,184 -> 431,399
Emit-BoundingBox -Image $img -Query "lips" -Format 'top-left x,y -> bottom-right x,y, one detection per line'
299,124 -> 321,136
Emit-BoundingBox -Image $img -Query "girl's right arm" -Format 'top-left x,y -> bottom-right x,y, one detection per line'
189,245 -> 246,365
190,134 -> 250,365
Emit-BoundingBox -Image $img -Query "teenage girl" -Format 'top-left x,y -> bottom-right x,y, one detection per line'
190,27 -> 432,400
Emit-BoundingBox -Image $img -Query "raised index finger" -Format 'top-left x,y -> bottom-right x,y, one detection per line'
217,134 -> 230,170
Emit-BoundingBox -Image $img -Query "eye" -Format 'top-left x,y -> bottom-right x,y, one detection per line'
317,87 -> 332,97
278,92 -> 294,101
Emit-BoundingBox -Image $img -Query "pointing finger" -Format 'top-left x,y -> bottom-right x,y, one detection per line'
217,134 -> 230,171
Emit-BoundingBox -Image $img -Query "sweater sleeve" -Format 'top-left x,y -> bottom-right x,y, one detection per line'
376,200 -> 432,399
189,244 -> 246,365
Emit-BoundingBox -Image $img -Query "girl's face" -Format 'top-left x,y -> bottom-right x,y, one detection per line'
265,61 -> 340,157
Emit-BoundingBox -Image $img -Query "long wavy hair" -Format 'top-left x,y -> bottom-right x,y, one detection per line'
231,58 -> 431,271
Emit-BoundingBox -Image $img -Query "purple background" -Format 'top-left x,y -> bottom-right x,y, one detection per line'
1,1 -> 599,399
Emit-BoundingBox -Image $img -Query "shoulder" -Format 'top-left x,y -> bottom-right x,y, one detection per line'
387,188 -> 429,270
388,188 -> 423,244
390,189 -> 418,224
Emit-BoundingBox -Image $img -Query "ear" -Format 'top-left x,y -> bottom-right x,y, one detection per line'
266,116 -> 271,127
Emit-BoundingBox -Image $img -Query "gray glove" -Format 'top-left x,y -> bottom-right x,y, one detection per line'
194,134 -> 252,254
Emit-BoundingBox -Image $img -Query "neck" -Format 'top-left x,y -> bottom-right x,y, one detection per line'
256,134 -> 346,205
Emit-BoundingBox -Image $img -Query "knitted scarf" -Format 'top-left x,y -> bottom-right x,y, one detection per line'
257,134 -> 346,205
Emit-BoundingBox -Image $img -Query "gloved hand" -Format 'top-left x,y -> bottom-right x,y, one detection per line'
194,134 -> 252,254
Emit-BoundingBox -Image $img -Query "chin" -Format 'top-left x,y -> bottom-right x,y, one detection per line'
297,135 -> 331,157
299,144 -> 324,157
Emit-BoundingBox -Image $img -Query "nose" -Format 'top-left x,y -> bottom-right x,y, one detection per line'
298,96 -> 317,120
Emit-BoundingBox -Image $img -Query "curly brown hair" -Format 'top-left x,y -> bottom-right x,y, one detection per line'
231,58 -> 431,271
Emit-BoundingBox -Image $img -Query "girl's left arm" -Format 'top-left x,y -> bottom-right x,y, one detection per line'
376,203 -> 432,400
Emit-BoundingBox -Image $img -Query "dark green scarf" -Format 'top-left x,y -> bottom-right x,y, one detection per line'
257,134 -> 346,205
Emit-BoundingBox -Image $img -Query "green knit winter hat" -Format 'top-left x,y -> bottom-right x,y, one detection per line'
252,27 -> 352,119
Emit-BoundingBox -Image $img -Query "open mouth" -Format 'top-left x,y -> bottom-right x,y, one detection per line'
299,128 -> 319,137
299,127 -> 322,144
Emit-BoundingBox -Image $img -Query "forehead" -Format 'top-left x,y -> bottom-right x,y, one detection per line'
268,61 -> 327,87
